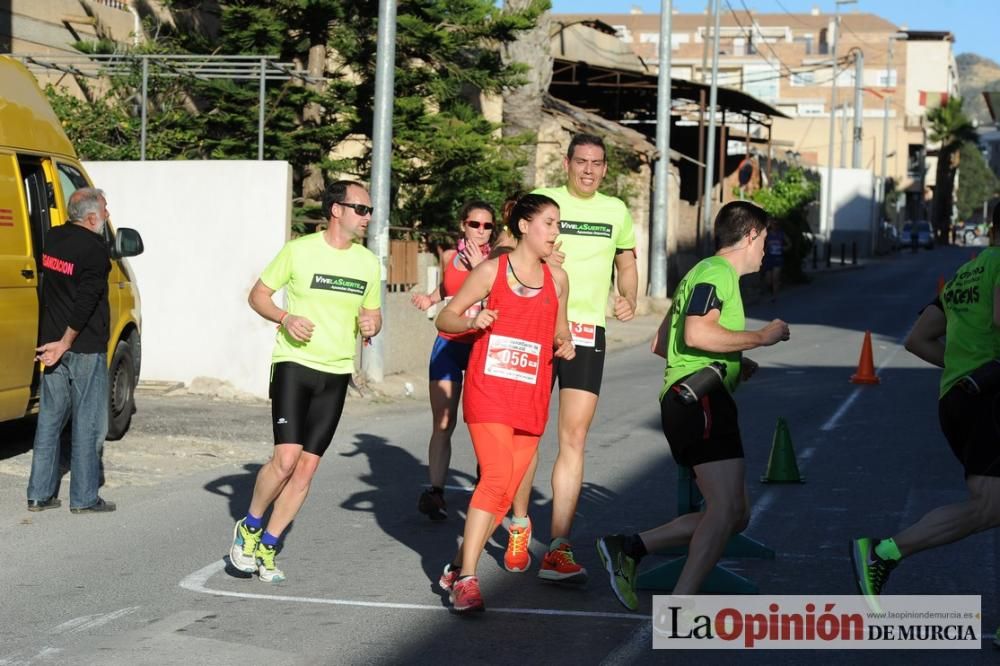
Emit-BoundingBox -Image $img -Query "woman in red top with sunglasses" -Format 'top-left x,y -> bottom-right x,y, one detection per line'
411,200 -> 497,521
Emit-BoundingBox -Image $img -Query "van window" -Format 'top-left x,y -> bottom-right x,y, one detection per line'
57,163 -> 89,205
57,162 -> 112,243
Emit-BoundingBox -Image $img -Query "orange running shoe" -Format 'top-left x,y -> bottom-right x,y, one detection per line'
450,576 -> 485,613
538,543 -> 588,584
503,519 -> 532,572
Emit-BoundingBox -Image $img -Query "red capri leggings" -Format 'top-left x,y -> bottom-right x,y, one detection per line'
467,423 -> 540,523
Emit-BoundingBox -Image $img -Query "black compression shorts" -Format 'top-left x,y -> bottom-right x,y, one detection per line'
660,379 -> 744,468
939,385 -> 1000,477
553,326 -> 606,396
269,361 -> 350,456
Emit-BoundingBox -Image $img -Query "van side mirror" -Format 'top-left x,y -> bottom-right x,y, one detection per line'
112,227 -> 144,259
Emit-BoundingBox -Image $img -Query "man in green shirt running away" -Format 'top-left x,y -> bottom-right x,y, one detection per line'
502,134 -> 639,583
849,206 -> 1000,624
595,201 -> 790,610
228,180 -> 382,583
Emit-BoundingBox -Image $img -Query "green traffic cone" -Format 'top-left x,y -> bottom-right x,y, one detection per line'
760,417 -> 805,483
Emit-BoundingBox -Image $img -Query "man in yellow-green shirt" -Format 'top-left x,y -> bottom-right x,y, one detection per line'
502,134 -> 639,584
228,180 -> 382,583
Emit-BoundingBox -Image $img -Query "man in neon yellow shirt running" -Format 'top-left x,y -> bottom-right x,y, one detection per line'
850,206 -> 1000,620
502,134 -> 639,583
228,180 -> 382,583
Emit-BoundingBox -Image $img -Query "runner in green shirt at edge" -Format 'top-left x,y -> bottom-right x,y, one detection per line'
851,205 -> 1000,632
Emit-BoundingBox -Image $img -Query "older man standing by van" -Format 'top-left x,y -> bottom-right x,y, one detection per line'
27,188 -> 116,514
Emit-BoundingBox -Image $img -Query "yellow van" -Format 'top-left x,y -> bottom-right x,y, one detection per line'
0,56 -> 143,440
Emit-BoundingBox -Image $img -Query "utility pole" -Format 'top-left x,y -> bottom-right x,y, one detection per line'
852,48 -> 864,168
879,33 -> 906,220
700,0 -> 722,254
824,0 -> 856,238
363,0 -> 396,384
650,0 -> 672,299
840,104 -> 849,168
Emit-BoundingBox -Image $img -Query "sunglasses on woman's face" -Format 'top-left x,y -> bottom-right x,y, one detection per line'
464,220 -> 494,230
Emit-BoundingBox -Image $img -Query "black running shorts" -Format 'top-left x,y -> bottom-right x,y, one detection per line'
660,379 -> 744,468
939,385 -> 1000,477
269,361 -> 350,456
553,326 -> 606,396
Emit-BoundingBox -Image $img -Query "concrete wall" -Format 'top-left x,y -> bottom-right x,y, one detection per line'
84,160 -> 292,398
819,167 -> 877,255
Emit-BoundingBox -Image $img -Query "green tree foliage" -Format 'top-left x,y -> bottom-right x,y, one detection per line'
44,0 -> 542,237
752,166 -> 819,283
927,97 -> 977,241
956,142 -> 1000,222
325,0 -> 541,232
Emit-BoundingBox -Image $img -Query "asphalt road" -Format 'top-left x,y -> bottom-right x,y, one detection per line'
3,245 -> 997,665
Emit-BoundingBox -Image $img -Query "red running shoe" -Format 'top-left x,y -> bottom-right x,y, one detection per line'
438,563 -> 460,591
538,543 -> 588,584
449,576 -> 485,613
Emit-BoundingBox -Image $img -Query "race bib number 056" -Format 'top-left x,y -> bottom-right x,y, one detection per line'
570,322 -> 596,348
484,335 -> 541,384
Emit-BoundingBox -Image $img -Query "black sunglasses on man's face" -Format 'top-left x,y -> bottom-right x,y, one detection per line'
337,202 -> 374,216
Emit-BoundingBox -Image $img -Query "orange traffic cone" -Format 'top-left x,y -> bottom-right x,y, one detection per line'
937,275 -> 945,294
760,417 -> 804,483
850,330 -> 880,385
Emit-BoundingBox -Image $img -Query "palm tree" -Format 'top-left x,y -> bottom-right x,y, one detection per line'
927,97 -> 977,243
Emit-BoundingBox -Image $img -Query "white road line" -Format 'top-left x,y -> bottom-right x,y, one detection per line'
820,337 -> 906,432
50,606 -> 140,635
180,559 -> 643,621
599,622 -> 651,665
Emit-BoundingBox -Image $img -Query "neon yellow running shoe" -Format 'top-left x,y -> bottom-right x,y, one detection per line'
229,519 -> 261,573
255,543 -> 286,583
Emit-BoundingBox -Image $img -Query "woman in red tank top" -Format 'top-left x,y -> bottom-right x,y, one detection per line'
410,201 -> 495,522
434,193 -> 574,613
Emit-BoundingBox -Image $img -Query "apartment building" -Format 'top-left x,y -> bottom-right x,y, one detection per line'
556,8 -> 958,220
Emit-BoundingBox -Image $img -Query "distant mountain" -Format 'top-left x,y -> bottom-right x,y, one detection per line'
957,53 -> 1000,125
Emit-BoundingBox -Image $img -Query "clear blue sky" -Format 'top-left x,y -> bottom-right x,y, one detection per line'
548,0 -> 1000,64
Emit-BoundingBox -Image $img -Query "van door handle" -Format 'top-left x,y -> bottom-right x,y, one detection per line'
118,281 -> 127,289
21,269 -> 34,279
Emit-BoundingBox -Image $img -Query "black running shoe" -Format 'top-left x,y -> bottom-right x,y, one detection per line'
418,489 -> 447,521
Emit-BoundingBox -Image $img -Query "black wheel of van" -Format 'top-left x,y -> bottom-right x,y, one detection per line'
106,340 -> 135,441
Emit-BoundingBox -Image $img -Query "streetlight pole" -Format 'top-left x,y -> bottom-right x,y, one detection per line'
364,0 -> 397,384
700,0 -> 722,254
649,0 -> 673,299
824,0 -> 856,239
